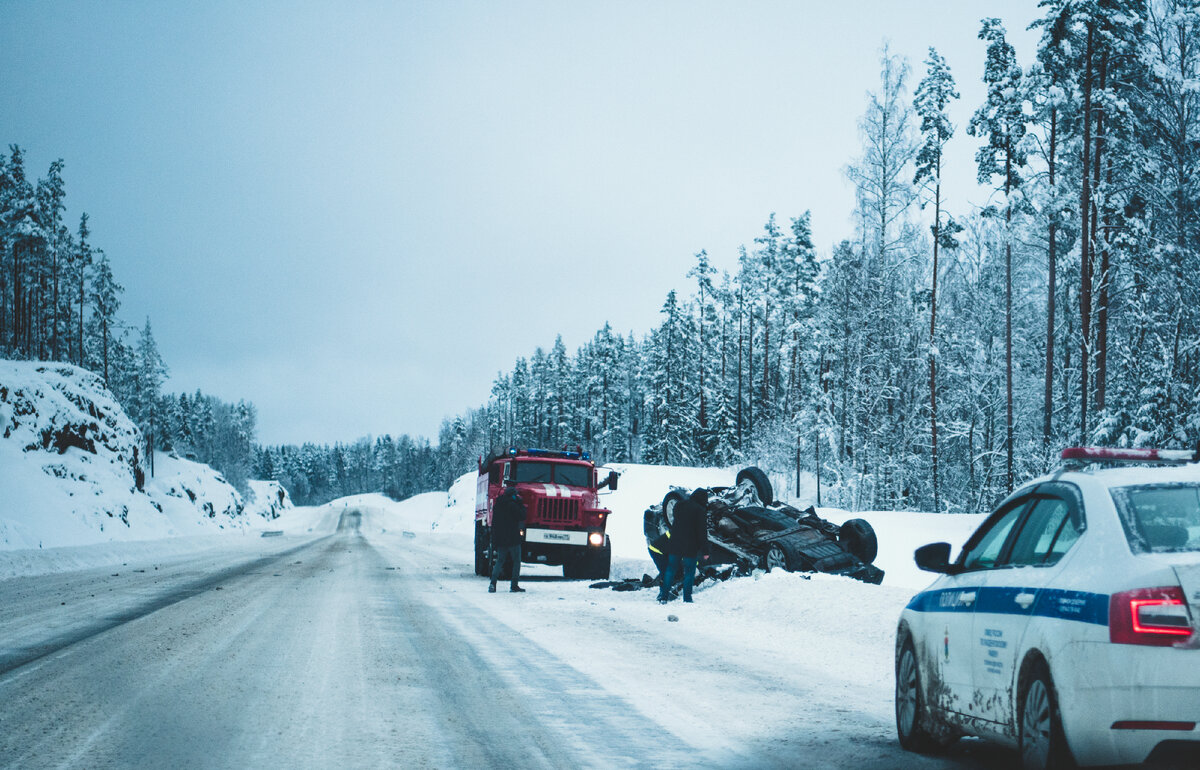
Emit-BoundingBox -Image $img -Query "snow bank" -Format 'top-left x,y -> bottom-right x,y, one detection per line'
421,462 -> 987,589
0,360 -> 294,552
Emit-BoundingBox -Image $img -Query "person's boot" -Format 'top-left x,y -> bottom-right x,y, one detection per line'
488,582 -> 496,593
510,585 -> 526,593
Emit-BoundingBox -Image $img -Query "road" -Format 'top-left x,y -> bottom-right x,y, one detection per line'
0,507 -> 1016,769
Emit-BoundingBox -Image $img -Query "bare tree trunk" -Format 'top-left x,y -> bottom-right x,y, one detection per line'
1044,106 -> 1058,449
761,299 -> 769,421
747,307 -> 754,434
736,291 -> 744,449
1005,146 -> 1015,493
52,246 -> 60,361
1094,51 -> 1110,413
1079,23 -> 1095,443
929,169 -> 941,512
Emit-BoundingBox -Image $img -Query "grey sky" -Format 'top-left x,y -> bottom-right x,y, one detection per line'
2,0 -> 1040,445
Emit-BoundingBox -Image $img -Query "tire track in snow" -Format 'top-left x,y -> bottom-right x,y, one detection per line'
0,536 -> 329,678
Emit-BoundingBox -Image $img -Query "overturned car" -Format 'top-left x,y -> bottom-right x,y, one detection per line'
643,466 -> 884,584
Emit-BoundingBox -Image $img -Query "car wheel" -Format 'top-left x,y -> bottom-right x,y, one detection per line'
896,637 -> 949,753
839,518 -> 879,565
735,466 -> 773,506
1019,660 -> 1074,770
662,490 -> 685,526
764,543 -> 788,572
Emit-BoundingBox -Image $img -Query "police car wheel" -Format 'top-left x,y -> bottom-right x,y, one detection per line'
895,637 -> 946,753
1019,661 -> 1073,770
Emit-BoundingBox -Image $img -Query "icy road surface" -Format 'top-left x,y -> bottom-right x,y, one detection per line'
1,507 -> 1013,769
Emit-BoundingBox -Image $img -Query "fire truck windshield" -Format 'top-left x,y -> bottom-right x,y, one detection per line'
512,462 -> 552,483
511,461 -> 590,488
553,464 -> 590,488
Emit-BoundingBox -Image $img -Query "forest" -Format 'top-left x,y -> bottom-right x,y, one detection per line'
5,1 -> 1198,513
0,144 -> 446,502
434,0 -> 1200,512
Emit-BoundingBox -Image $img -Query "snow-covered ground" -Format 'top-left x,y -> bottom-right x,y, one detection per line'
430,462 -> 986,589
301,465 -> 989,721
0,361 -> 293,563
1,461 -> 1004,766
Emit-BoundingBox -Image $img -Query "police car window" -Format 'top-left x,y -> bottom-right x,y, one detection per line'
961,501 -> 1026,570
512,462 -> 553,484
1006,497 -> 1081,567
1111,484 -> 1200,554
554,464 -> 590,488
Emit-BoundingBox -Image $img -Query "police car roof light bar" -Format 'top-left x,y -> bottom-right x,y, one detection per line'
1061,446 -> 1200,465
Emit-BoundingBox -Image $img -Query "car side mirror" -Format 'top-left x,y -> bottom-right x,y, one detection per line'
914,542 -> 959,574
598,470 -> 618,491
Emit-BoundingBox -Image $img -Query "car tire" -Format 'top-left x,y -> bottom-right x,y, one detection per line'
1019,659 -> 1075,770
763,541 -> 803,572
662,490 -> 686,526
735,466 -> 773,506
839,518 -> 879,565
764,543 -> 787,572
896,636 -> 950,753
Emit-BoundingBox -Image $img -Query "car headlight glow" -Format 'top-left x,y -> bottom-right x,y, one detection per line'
588,532 -> 604,546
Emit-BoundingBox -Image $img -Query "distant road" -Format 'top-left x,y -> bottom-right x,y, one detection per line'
0,509 -> 1011,769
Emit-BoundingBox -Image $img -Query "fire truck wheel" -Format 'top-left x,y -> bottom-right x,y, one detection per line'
474,522 -> 489,576
490,549 -> 513,581
589,540 -> 612,579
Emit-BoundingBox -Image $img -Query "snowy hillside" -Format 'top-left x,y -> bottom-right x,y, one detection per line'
0,361 -> 290,551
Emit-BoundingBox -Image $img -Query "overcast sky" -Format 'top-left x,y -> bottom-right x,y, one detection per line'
2,0 -> 1041,445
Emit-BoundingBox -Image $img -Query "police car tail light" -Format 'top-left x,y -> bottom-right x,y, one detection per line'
1109,587 -> 1193,646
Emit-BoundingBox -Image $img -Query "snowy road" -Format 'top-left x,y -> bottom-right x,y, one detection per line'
1,507 -> 1015,768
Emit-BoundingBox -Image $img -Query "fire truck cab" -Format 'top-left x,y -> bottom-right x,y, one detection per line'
475,447 -> 618,580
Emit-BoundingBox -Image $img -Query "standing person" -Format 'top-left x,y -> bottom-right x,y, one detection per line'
644,511 -> 670,580
489,477 -> 527,593
657,488 -> 709,603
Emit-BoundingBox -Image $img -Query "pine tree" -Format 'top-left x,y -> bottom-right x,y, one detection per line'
969,18 -> 1028,493
88,251 -> 122,385
914,46 -> 960,512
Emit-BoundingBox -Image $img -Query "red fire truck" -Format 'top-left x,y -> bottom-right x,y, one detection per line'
475,448 -> 619,579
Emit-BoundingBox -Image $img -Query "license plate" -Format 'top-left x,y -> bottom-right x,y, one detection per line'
525,528 -> 587,546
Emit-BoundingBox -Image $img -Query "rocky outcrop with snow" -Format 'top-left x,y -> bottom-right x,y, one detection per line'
246,479 -> 293,520
0,360 -> 288,550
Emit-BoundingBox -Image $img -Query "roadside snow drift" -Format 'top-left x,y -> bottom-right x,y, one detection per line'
406,463 -> 985,589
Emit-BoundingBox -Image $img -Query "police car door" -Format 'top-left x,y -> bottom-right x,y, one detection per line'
936,496 -> 1032,723
971,483 -> 1085,727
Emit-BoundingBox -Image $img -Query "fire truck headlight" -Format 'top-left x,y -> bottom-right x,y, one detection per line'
588,532 -> 604,547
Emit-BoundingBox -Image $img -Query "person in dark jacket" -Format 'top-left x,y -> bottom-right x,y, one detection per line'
490,478 -> 527,593
657,488 -> 709,603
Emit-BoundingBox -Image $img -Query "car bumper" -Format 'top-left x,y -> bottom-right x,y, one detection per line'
1056,641 -> 1200,766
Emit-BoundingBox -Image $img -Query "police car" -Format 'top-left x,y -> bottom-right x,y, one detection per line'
895,447 -> 1200,768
